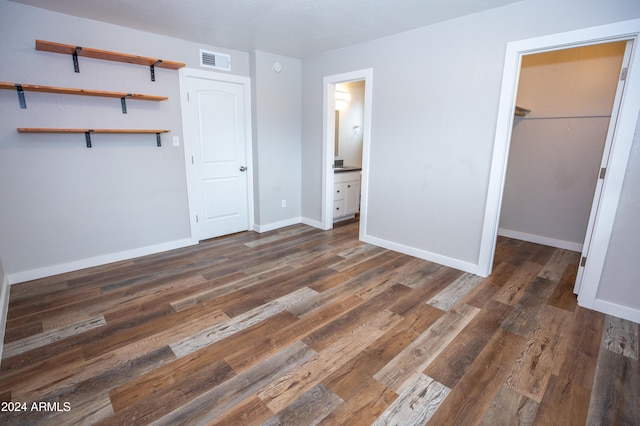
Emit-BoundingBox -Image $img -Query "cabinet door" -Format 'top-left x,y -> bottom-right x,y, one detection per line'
345,181 -> 360,214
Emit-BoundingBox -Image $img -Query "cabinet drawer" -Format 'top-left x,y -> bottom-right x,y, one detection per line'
334,183 -> 346,201
334,199 -> 346,216
334,171 -> 361,183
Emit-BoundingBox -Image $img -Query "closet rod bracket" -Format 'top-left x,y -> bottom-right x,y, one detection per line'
156,132 -> 162,147
15,84 -> 26,109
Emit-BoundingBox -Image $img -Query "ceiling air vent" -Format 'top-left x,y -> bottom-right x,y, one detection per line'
200,49 -> 231,71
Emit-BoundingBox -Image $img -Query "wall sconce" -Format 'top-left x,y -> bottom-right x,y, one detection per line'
335,91 -> 351,102
335,90 -> 351,110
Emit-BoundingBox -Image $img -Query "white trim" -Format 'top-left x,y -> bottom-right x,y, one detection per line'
254,217 -> 302,233
6,238 -> 196,285
322,69 -> 373,237
178,68 -> 255,242
497,228 -> 583,252
301,216 -> 325,229
573,39 -> 635,296
592,298 -> 640,324
577,34 -> 640,309
0,273 -> 10,365
361,234 -> 478,275
478,20 -> 640,309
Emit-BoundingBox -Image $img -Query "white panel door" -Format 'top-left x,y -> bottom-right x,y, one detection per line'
187,77 -> 249,240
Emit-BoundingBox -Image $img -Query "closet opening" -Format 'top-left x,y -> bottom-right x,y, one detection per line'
478,19 -> 640,320
499,41 -> 629,262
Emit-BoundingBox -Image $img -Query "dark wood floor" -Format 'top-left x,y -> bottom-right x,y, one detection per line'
1,220 -> 638,425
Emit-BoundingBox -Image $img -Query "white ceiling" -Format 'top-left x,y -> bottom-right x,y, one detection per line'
9,0 -> 524,58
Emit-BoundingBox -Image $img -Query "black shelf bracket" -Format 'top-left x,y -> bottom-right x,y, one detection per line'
73,46 -> 82,73
15,84 -> 26,109
120,95 -> 131,114
85,130 -> 94,148
156,132 -> 162,147
150,60 -> 162,82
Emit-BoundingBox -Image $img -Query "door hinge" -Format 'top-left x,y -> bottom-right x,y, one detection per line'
620,67 -> 628,81
581,256 -> 587,267
196,214 -> 199,223
599,167 -> 606,179
191,155 -> 194,164
187,92 -> 190,102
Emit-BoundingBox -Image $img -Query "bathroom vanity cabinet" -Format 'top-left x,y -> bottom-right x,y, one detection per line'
333,171 -> 361,220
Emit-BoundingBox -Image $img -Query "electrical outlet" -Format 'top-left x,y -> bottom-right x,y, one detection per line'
281,199 -> 286,208
173,136 -> 180,146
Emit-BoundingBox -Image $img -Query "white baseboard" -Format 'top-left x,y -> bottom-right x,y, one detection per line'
333,214 -> 356,223
301,216 -> 326,230
592,298 -> 640,324
361,233 -> 481,276
254,217 -> 302,233
0,273 -> 10,365
498,228 -> 583,252
7,238 -> 197,285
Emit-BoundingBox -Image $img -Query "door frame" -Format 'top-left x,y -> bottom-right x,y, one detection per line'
478,19 -> 640,313
322,68 -> 373,238
179,68 -> 255,242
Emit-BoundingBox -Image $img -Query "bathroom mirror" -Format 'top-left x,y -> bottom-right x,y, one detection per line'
335,110 -> 340,156
334,81 -> 365,167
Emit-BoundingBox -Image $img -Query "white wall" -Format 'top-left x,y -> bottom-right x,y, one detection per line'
499,43 -> 626,250
336,81 -> 364,168
0,1 -> 250,282
249,51 -> 302,230
0,257 -> 8,363
301,0 -> 640,267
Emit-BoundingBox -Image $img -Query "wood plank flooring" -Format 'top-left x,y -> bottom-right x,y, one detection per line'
1,219 -> 638,425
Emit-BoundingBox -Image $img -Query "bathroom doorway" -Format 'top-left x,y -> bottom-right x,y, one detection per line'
333,81 -> 365,224
322,69 -> 373,238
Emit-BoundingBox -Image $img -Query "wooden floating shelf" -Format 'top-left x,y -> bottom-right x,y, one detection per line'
0,83 -> 167,101
36,39 -> 185,80
18,128 -> 170,134
18,128 -> 170,148
1,82 -> 167,112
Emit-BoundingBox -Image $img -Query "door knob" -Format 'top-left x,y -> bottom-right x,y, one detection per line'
239,166 -> 247,172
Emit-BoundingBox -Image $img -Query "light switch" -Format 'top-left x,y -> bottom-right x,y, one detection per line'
172,136 -> 180,146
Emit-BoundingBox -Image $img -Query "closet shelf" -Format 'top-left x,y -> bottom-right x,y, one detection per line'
1,82 -> 167,113
36,40 -> 185,81
17,128 -> 170,148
